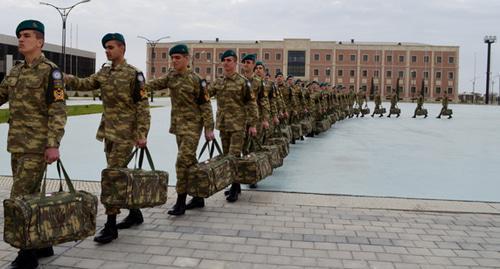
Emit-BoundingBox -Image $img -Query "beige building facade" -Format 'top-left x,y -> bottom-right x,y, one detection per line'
145,38 -> 459,100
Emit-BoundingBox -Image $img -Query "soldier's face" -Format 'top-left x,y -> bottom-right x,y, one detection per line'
255,65 -> 265,77
171,54 -> 189,71
104,41 -> 125,61
18,30 -> 43,55
287,78 -> 293,85
242,59 -> 255,74
222,56 -> 237,73
276,75 -> 283,84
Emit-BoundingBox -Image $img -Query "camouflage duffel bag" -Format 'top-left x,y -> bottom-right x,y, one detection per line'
361,107 -> 370,115
265,137 -> 289,158
280,125 -> 293,143
416,108 -> 428,116
390,108 -> 401,114
300,118 -> 313,135
442,109 -> 453,116
235,152 -> 273,184
101,147 -> 169,209
261,144 -> 284,169
291,123 -> 303,140
4,160 -> 97,249
353,107 -> 360,114
314,119 -> 330,134
187,140 -> 236,198
329,114 -> 337,125
374,107 -> 386,114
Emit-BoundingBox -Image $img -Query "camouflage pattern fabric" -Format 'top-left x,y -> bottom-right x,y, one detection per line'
234,152 -> 273,184
174,135 -> 199,194
248,75 -> 270,124
261,144 -> 284,169
10,153 -> 46,199
220,131 -> 245,157
291,123 -> 303,140
300,118 -> 313,135
66,60 -> 150,144
265,137 -> 289,158
314,119 -> 330,134
390,108 -> 401,115
0,54 -> 67,153
103,140 -> 133,214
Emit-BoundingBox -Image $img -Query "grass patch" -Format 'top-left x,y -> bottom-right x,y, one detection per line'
0,104 -> 161,124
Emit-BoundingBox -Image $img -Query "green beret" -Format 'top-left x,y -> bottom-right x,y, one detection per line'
241,53 -> 256,63
101,33 -> 126,48
169,44 -> 189,56
255,61 -> 264,67
286,75 -> 294,80
221,49 -> 237,61
16,20 -> 44,37
275,72 -> 283,78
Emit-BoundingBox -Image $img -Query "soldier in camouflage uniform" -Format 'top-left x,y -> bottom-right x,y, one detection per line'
387,89 -> 400,118
274,72 -> 289,124
144,44 -> 214,215
208,50 -> 258,202
412,92 -> 427,118
0,20 -> 67,269
65,33 -> 151,244
255,62 -> 280,129
437,92 -> 452,119
371,90 -> 384,117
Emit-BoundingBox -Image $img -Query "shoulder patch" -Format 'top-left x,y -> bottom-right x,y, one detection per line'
47,68 -> 65,104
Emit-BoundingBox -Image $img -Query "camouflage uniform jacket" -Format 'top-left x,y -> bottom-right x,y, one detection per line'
0,55 -> 67,153
284,85 -> 299,115
274,83 -> 287,115
248,74 -> 270,122
66,60 -> 150,144
265,80 -> 279,118
374,95 -> 382,106
442,96 -> 449,109
390,94 -> 398,108
417,95 -> 424,106
145,69 -> 214,136
208,72 -> 258,132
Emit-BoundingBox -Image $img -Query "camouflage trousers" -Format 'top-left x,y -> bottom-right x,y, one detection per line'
10,153 -> 46,199
175,135 -> 199,195
220,131 -> 245,156
104,140 -> 133,215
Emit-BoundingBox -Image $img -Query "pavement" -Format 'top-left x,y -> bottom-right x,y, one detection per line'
0,176 -> 499,269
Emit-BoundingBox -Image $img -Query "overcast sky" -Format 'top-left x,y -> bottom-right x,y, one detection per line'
3,0 -> 500,94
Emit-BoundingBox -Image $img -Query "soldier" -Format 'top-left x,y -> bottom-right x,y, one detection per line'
387,89 -> 400,118
65,33 -> 151,244
0,20 -> 67,269
208,50 -> 258,202
144,44 -> 214,215
274,72 -> 289,122
371,90 -> 384,117
437,92 -> 452,119
412,92 -> 427,118
255,62 -> 280,129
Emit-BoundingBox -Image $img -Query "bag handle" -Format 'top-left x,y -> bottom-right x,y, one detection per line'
198,139 -> 223,160
138,147 -> 155,171
40,159 -> 76,199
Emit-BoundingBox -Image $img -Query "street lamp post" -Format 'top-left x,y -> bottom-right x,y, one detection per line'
484,35 -> 496,104
40,0 -> 90,73
137,35 -> 170,102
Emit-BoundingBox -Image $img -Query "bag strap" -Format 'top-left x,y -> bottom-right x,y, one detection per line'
40,159 -> 76,199
197,140 -> 210,160
198,139 -> 223,161
124,147 -> 139,167
138,147 -> 155,171
210,139 -> 223,157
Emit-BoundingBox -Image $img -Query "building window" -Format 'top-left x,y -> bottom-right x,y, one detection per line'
276,53 -> 282,61
338,54 -> 344,61
386,70 -> 392,78
399,55 -> 405,63
350,54 -> 356,62
151,67 -> 155,74
448,87 -> 453,94
436,71 -> 442,79
151,52 -> 156,59
207,67 -> 211,74
326,54 -> 331,61
338,69 -> 343,76
375,55 -> 380,62
424,71 -> 429,79
218,53 -> 223,60
314,69 -> 319,76
195,52 -> 200,59
386,55 -> 392,63
424,56 -> 430,63
448,72 -> 454,79
326,69 -> 331,76
162,52 -> 167,59
276,68 -> 281,74
411,87 -> 416,93
411,71 -> 416,79
449,57 -> 455,64
161,67 -> 167,73
363,55 -> 368,62
206,52 -> 212,60
350,70 -> 355,77
362,70 -> 367,77
264,53 -> 270,60
436,56 -> 442,64
436,87 -> 441,94
411,55 -> 417,63
314,54 -> 320,61
195,67 -> 200,73
398,71 -> 404,78
217,67 -> 222,74
374,70 -> 379,77
386,86 -> 392,93
287,51 -> 305,76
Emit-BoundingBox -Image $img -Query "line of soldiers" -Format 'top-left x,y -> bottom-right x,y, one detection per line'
0,19 -> 452,269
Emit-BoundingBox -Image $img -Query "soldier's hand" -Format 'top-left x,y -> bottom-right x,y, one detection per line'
304,108 -> 308,113
136,138 -> 147,148
273,116 -> 280,125
284,112 -> 289,118
44,147 -> 60,164
248,127 -> 257,137
262,120 -> 270,130
205,130 -> 215,141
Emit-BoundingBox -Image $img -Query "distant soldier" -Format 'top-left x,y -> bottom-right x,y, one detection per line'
371,91 -> 384,117
437,92 -> 452,119
144,44 -> 214,215
387,89 -> 400,118
0,20 -> 67,269
412,92 -> 427,118
255,62 -> 280,133
65,33 -> 151,244
208,50 -> 258,202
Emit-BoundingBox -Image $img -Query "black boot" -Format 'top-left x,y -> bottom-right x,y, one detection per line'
186,197 -> 205,210
249,183 -> 257,189
226,183 -> 241,202
168,193 -> 187,216
117,209 -> 144,229
35,246 -> 54,258
224,183 -> 242,196
8,250 -> 38,269
94,214 -> 118,244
